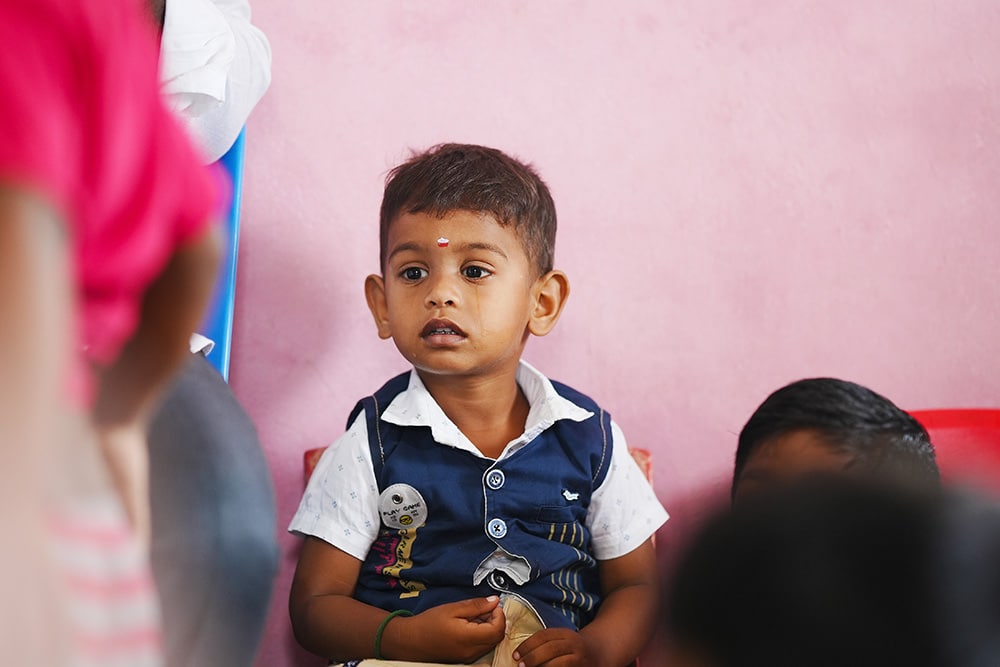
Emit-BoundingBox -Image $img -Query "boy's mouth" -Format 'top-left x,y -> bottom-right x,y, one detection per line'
421,319 -> 466,339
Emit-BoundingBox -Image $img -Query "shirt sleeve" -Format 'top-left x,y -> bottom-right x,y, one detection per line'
0,0 -> 222,376
0,3 -> 84,217
586,421 -> 669,560
288,413 -> 382,561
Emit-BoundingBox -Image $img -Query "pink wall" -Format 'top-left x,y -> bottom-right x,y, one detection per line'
232,2 -> 1000,664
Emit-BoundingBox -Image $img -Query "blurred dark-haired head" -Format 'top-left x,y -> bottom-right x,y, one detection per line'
663,478 -> 1000,667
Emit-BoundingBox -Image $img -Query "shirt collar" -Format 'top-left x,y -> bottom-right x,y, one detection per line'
381,360 -> 594,459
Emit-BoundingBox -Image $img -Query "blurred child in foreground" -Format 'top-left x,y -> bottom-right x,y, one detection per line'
658,379 -> 957,666
0,0 -> 221,662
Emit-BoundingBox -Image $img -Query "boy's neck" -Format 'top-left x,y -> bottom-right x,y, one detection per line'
417,368 -> 529,460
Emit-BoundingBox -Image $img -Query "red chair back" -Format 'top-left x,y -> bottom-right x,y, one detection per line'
910,409 -> 1000,493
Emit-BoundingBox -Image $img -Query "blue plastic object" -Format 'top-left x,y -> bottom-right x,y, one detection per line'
198,128 -> 245,381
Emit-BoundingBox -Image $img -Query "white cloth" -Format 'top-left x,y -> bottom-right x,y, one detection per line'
160,0 -> 271,163
289,361 -> 668,566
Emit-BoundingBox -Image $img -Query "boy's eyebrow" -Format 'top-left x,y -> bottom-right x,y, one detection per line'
457,241 -> 509,259
386,240 -> 510,263
386,242 -> 423,263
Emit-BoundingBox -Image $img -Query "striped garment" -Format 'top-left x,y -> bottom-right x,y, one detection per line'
49,495 -> 162,667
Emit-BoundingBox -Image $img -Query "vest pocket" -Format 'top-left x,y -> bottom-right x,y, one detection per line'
535,505 -> 578,523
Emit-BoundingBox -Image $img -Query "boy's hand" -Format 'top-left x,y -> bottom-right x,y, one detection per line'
510,628 -> 601,666
506,538 -> 660,666
394,596 -> 505,663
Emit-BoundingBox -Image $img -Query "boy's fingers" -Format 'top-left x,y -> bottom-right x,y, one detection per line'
488,604 -> 506,627
512,628 -> 561,659
456,594 -> 501,618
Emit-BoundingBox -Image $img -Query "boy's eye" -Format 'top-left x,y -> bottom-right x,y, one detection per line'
462,266 -> 492,279
400,267 -> 427,281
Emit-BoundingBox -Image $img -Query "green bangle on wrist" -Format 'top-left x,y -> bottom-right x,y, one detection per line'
374,609 -> 414,660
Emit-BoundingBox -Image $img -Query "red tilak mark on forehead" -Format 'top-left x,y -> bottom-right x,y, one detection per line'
437,237 -> 449,247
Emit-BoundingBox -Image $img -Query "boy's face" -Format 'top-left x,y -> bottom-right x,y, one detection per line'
366,210 -> 559,381
732,429 -> 852,505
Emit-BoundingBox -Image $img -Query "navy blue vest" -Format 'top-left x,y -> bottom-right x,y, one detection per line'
348,372 -> 613,630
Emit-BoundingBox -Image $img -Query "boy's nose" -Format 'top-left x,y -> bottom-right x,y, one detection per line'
425,276 -> 459,308
426,293 -> 456,307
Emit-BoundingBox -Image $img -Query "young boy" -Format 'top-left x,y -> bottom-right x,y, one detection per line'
731,377 -> 940,504
289,143 -> 667,666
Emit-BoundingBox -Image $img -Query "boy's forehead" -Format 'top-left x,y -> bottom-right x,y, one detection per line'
388,208 -> 503,232
387,210 -> 525,252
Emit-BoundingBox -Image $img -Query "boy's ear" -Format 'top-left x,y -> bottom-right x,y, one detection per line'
364,274 -> 393,340
528,270 -> 569,337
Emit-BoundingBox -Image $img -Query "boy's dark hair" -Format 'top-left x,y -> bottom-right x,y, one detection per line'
379,143 -> 557,276
733,378 -> 940,498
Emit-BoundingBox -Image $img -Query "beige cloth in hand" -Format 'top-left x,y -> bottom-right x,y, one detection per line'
491,595 -> 545,667
342,595 -> 545,667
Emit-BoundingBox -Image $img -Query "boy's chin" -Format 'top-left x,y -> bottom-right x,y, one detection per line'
412,363 -> 475,379
410,359 -> 517,381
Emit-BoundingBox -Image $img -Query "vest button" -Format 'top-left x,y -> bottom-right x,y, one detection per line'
487,518 -> 507,538
486,469 -> 506,490
488,570 -> 509,589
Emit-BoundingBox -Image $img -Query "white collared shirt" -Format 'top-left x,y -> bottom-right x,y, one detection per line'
289,361 -> 668,564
